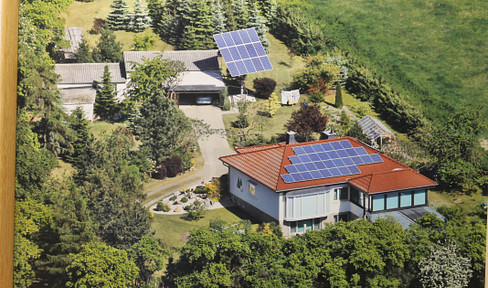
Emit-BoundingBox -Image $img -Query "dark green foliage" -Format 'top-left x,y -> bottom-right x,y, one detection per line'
346,121 -> 370,143
75,39 -> 93,63
106,0 -> 130,30
156,201 -> 165,211
154,162 -> 168,179
164,155 -> 182,177
66,241 -> 138,287
284,103 -> 328,141
253,77 -> 277,98
335,82 -> 343,108
92,29 -> 123,63
131,91 -> 193,166
63,108 -> 94,170
270,4 -> 325,55
34,178 -> 96,287
179,0 -> 216,50
194,186 -> 207,194
78,128 -> 152,249
94,65 -> 119,120
15,111 -> 57,200
181,197 -> 188,203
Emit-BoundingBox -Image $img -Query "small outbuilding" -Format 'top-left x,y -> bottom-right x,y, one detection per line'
358,115 -> 395,146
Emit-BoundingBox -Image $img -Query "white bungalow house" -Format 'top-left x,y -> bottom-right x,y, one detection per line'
219,133 -> 440,237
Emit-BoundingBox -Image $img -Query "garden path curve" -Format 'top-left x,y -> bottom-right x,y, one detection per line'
143,105 -> 236,209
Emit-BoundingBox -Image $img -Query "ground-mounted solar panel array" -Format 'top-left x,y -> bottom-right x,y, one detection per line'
281,140 -> 384,184
213,28 -> 273,77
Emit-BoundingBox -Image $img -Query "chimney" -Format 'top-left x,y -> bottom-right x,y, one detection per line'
322,130 -> 336,140
286,131 -> 296,144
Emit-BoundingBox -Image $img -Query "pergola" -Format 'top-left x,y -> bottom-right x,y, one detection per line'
358,115 -> 395,147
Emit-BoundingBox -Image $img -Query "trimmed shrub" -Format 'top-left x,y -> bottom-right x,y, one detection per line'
253,78 -> 277,98
163,155 -> 182,177
173,201 -> 179,205
154,162 -> 167,179
194,186 -> 207,194
181,197 -> 188,203
156,201 -> 164,211
169,195 -> 177,201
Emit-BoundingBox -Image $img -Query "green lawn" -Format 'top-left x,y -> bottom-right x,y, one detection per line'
62,0 -> 172,51
151,207 -> 255,250
429,190 -> 488,220
89,120 -> 126,139
304,0 -> 488,125
244,33 -> 306,91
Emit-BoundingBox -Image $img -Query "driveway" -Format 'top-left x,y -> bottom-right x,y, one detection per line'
144,105 -> 236,208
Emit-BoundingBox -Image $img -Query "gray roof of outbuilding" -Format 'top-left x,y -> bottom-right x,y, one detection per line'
62,27 -> 83,59
123,50 -> 220,73
55,63 -> 126,84
358,115 -> 395,142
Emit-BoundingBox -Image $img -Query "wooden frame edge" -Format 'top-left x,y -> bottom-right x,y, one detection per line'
0,0 -> 20,286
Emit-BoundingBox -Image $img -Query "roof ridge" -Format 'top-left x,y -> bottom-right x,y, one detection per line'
234,143 -> 285,155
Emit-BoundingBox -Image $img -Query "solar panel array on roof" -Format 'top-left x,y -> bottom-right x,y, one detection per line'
213,28 -> 273,77
281,140 -> 384,183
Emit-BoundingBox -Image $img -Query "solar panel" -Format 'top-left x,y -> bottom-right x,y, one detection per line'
281,174 -> 293,183
213,28 -> 273,77
281,140 -> 386,183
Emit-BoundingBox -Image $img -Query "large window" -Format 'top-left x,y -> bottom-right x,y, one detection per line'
286,193 -> 326,219
350,187 -> 363,207
333,187 -> 348,200
290,218 -> 321,234
372,195 -> 385,211
371,190 -> 428,212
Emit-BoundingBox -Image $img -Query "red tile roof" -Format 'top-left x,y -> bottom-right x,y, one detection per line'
219,137 -> 437,193
348,169 -> 437,193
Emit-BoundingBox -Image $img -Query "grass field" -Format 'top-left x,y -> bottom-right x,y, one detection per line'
89,120 -> 127,139
62,0 -> 172,51
151,207 -> 255,250
304,0 -> 488,128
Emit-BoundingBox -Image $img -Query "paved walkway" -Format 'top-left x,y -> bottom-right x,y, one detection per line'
144,105 -> 236,208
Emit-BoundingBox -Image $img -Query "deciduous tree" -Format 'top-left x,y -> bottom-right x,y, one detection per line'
66,241 -> 138,287
284,103 -> 328,141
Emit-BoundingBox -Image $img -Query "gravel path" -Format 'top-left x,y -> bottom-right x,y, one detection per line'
143,105 -> 236,208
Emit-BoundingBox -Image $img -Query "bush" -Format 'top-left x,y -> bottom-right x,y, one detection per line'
90,18 -> 106,34
163,155 -> 182,177
194,186 -> 207,194
185,200 -> 205,221
156,201 -> 164,211
253,78 -> 277,98
222,87 -> 231,111
232,114 -> 249,128
154,162 -> 167,179
181,197 -> 188,203
309,92 -> 325,103
173,201 -> 179,205
169,195 -> 177,201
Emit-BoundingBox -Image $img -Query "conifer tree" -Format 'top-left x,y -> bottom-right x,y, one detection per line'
257,0 -> 277,21
233,0 -> 249,29
130,0 -> 151,33
248,2 -> 270,50
335,81 -> 344,108
94,65 -> 119,120
106,0 -> 130,31
180,0 -> 215,49
75,39 -> 93,63
92,29 -> 122,62
213,0 -> 227,34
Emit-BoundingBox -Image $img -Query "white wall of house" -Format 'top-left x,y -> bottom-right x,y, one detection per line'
228,167 -> 280,220
62,103 -> 94,122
